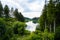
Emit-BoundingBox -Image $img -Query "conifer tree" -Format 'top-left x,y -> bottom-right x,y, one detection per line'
4,5 -> 10,18
0,1 -> 3,17
14,9 -> 25,22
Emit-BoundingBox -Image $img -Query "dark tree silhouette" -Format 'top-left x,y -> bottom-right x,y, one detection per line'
14,9 -> 25,22
4,5 -> 10,18
0,1 -> 3,17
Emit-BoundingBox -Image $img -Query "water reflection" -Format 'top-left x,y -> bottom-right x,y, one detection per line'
26,21 -> 38,32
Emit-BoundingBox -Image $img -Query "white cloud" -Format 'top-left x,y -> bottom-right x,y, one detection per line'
0,0 -> 24,12
19,0 -> 45,12
0,0 -> 45,18
26,0 -> 45,12
22,12 -> 42,18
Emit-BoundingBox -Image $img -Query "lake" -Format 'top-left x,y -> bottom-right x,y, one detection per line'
25,21 -> 39,32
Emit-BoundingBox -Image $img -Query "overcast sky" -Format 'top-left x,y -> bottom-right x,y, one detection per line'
0,0 -> 45,18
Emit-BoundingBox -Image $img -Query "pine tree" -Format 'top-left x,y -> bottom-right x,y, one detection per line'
4,5 -> 10,18
47,0 -> 56,32
0,1 -> 3,17
14,9 -> 25,22
19,12 -> 25,22
37,4 -> 48,31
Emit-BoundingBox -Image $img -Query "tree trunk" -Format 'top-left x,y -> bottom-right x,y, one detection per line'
50,24 -> 51,32
45,21 -> 46,29
54,20 -> 55,33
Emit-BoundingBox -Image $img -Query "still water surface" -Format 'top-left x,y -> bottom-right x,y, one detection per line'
26,21 -> 38,32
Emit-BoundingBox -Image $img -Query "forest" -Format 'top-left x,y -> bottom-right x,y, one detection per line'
0,0 -> 60,40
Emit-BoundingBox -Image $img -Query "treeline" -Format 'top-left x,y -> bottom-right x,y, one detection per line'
32,17 -> 39,23
0,0 -> 60,40
36,0 -> 60,40
25,17 -> 39,23
0,1 -> 30,40
0,1 -> 25,22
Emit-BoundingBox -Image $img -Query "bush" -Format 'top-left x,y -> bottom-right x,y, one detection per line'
13,21 -> 27,35
55,26 -> 60,40
42,29 -> 54,40
0,18 -> 6,40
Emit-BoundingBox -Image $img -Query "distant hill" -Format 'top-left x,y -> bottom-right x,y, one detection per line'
24,17 -> 32,22
32,17 -> 39,23
24,17 -> 39,23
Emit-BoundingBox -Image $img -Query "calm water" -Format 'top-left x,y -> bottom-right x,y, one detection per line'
26,21 -> 39,32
